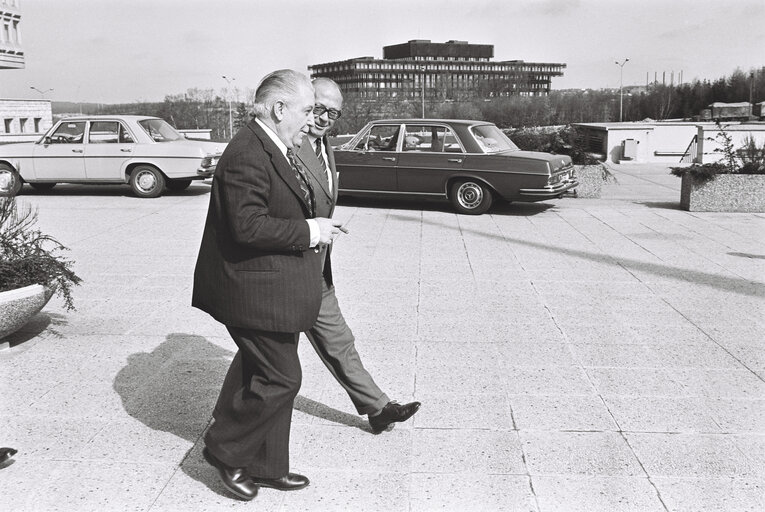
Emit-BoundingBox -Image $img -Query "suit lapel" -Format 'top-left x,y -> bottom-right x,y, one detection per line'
297,138 -> 333,202
247,121 -> 311,215
326,140 -> 339,205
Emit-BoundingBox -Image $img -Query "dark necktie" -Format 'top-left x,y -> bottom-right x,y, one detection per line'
315,138 -> 330,188
286,148 -> 314,217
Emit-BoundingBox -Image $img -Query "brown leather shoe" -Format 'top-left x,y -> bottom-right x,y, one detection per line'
203,447 -> 259,501
369,401 -> 421,433
251,472 -> 310,491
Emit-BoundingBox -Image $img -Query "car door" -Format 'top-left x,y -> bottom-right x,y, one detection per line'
395,124 -> 465,194
84,120 -> 136,180
335,124 -> 401,192
32,121 -> 87,180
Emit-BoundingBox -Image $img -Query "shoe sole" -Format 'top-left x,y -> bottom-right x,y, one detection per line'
202,448 -> 257,501
252,480 -> 310,491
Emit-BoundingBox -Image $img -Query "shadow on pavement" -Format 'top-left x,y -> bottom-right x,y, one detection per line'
635,200 -> 683,210
112,332 -> 361,497
391,214 -> 765,298
2,312 -> 67,349
729,252 -> 765,260
18,183 -> 211,198
337,195 -> 555,216
294,395 -> 372,432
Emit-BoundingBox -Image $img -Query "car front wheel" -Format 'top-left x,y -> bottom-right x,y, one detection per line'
0,163 -> 22,197
130,165 -> 165,198
449,179 -> 493,215
166,179 -> 192,192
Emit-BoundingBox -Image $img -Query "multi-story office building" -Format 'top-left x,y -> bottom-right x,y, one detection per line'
0,0 -> 23,69
309,40 -> 565,100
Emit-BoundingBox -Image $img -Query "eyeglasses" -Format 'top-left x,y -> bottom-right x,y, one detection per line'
313,104 -> 342,120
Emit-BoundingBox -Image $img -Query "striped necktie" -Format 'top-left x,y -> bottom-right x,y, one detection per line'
286,148 -> 314,217
315,138 -> 330,187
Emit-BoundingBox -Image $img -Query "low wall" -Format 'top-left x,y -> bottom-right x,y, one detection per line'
695,124 -> 765,164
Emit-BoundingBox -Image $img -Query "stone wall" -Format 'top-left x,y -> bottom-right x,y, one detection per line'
680,174 -> 765,212
0,98 -> 53,142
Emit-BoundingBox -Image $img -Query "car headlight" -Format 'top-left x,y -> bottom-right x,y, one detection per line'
201,155 -> 219,169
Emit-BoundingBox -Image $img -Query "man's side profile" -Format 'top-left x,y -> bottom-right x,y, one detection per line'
297,78 -> 421,433
192,69 -> 344,501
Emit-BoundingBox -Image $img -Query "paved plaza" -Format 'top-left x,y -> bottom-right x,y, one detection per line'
1,163 -> 764,511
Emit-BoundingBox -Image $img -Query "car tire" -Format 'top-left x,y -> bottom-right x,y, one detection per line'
166,179 -> 192,192
129,165 -> 165,198
449,179 -> 493,215
30,182 -> 56,192
0,163 -> 23,197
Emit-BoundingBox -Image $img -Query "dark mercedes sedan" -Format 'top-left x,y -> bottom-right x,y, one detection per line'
334,119 -> 578,214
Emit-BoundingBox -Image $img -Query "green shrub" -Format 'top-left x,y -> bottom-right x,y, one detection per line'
0,198 -> 81,310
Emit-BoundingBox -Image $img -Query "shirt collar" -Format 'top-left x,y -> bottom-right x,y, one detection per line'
255,118 -> 289,157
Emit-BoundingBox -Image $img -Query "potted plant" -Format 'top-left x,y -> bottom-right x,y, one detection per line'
670,125 -> 765,212
508,125 -> 616,198
0,198 -> 81,342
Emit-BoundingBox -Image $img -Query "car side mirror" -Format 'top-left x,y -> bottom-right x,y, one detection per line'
43,136 -> 52,145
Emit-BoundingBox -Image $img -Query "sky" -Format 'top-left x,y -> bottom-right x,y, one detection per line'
1,0 -> 763,104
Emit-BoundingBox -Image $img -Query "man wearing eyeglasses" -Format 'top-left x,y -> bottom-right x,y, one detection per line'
297,78 -> 421,434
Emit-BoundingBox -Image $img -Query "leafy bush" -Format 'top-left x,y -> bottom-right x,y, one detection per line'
738,135 -> 765,174
506,125 -> 615,182
670,162 -> 730,183
0,198 -> 81,310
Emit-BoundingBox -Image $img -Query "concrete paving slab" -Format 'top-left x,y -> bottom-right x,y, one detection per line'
652,477 -> 765,512
603,397 -> 722,433
411,473 -> 537,512
509,395 -> 618,432
412,429 -> 525,474
531,475 -> 666,512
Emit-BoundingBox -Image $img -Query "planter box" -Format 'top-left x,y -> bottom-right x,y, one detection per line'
0,284 -> 53,345
680,174 -> 765,212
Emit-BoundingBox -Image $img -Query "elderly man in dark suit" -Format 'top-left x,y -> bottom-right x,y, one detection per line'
192,70 -> 344,501
296,78 -> 420,433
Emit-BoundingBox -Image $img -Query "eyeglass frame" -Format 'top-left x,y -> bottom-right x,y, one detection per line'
313,104 -> 342,120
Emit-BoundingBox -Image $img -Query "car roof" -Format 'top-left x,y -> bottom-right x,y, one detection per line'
57,115 -> 160,122
368,119 -> 492,126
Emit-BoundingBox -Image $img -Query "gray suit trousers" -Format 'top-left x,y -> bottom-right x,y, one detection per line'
306,280 -> 389,416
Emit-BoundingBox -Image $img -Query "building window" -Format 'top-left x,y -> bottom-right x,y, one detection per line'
3,119 -> 11,133
34,118 -> 41,132
19,118 -> 28,133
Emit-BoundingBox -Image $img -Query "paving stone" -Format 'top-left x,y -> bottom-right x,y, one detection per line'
652,477 -> 765,512
532,475 -> 666,512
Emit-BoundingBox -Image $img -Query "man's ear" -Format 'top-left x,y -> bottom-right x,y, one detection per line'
273,101 -> 285,121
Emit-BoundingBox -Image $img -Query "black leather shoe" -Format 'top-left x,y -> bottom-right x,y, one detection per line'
250,473 -> 310,491
369,401 -> 421,433
203,447 -> 259,501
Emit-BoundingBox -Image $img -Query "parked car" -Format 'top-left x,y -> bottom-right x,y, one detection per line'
0,115 -> 226,198
334,119 -> 578,214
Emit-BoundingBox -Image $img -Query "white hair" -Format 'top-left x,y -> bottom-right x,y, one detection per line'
252,69 -> 313,119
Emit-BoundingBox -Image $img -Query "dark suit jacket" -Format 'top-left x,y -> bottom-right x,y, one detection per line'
192,120 -> 323,333
297,136 -> 338,286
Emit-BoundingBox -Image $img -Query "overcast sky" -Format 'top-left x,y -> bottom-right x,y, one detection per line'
2,0 -> 762,104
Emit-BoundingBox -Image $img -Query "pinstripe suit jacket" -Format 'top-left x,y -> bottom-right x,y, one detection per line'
297,136 -> 337,286
192,120 -> 323,333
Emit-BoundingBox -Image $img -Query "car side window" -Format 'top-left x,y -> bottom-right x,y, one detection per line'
48,122 -> 86,144
119,124 -> 135,143
354,125 -> 400,152
89,121 -> 120,144
402,125 -> 460,153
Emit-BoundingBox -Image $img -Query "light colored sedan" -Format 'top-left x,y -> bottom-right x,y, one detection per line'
0,115 -> 225,198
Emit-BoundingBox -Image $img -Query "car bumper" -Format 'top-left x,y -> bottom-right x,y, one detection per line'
196,167 -> 216,178
519,179 -> 579,198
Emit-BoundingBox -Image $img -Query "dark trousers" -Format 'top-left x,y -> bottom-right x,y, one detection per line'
306,280 -> 389,415
204,327 -> 301,478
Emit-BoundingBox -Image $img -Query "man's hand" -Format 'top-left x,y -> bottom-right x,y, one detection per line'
314,217 -> 348,245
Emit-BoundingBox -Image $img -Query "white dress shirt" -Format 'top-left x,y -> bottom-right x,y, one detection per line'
306,135 -> 333,193
255,118 -> 319,247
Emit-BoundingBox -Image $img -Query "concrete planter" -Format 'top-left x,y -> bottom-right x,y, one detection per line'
680,174 -> 765,212
572,165 -> 609,198
0,284 -> 53,344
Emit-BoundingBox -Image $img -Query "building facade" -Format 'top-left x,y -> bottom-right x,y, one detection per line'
0,0 -> 23,69
0,99 -> 52,143
309,40 -> 565,100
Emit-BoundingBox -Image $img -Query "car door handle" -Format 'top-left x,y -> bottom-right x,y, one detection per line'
381,157 -> 396,162
448,158 -> 463,163
72,149 -> 84,153
120,148 -> 132,152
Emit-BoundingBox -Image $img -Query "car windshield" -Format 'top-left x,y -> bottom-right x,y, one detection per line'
470,124 -> 519,153
138,119 -> 184,142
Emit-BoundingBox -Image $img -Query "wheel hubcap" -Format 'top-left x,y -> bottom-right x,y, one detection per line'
457,183 -> 483,209
136,171 -> 156,192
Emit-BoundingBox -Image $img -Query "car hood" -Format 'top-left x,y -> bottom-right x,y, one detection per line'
179,139 -> 227,155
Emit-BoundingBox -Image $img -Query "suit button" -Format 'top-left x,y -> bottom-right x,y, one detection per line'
314,248 -> 319,253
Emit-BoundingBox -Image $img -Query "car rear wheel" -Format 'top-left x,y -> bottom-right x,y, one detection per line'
30,182 -> 56,192
0,163 -> 22,197
166,179 -> 192,192
449,179 -> 493,215
130,165 -> 165,198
